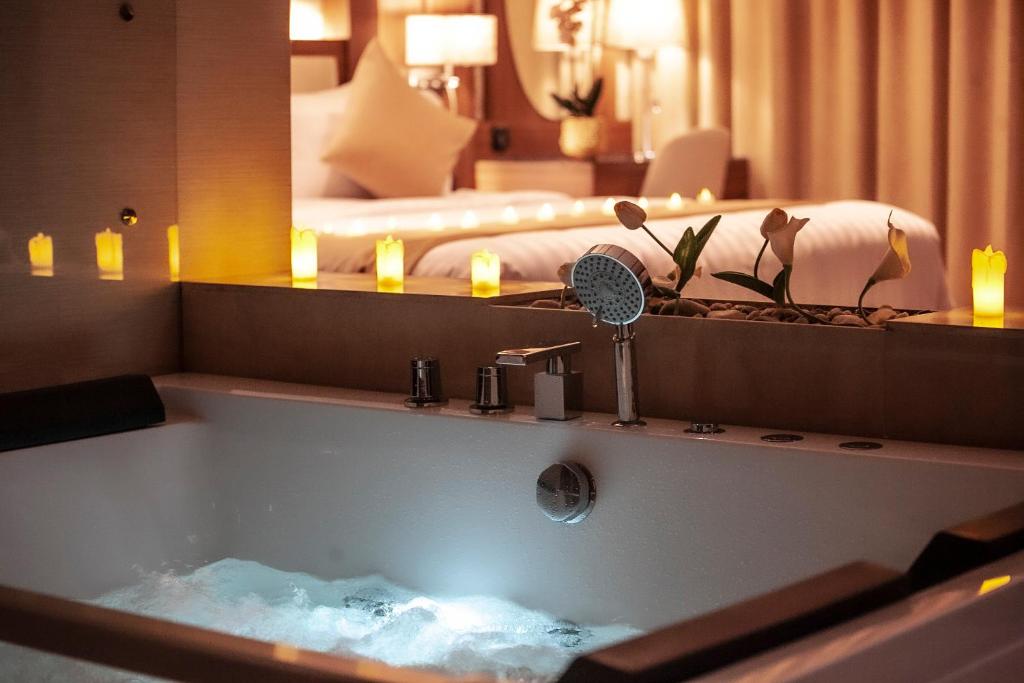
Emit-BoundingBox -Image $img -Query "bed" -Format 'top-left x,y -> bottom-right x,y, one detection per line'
295,194 -> 951,311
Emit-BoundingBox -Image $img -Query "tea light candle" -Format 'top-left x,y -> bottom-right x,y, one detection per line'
28,232 -> 53,277
601,197 -> 616,216
638,197 -> 650,211
167,224 -> 180,282
95,228 -> 123,280
667,192 -> 684,210
348,219 -> 368,236
537,203 -> 556,221
696,187 -> 715,204
290,226 -> 318,283
460,210 -> 480,229
501,206 -> 519,225
572,199 -> 586,216
471,249 -> 500,296
376,234 -> 404,290
972,244 -> 1007,319
428,213 -> 444,231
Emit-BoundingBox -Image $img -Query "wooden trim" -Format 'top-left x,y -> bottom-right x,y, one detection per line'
0,584 -> 483,683
559,562 -> 909,683
290,40 -> 349,85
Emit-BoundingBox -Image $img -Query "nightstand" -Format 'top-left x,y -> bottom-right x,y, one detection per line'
474,157 -> 649,197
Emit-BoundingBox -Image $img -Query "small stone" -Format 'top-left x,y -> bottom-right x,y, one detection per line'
832,314 -> 868,327
746,310 -> 762,320
708,309 -> 747,320
530,299 -> 562,309
814,313 -> 831,323
734,305 -> 757,313
827,307 -> 844,319
676,299 -> 711,316
709,302 -> 732,311
568,303 -> 581,310
867,305 -> 898,325
894,311 -> 909,318
792,316 -> 809,324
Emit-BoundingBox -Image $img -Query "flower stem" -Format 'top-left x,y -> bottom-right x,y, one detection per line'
857,280 -> 874,322
784,268 -> 821,323
753,239 -> 768,280
642,224 -> 675,258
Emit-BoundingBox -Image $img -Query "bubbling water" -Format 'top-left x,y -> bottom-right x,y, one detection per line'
41,558 -> 640,682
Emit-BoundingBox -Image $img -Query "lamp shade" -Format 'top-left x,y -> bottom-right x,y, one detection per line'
290,0 -> 351,41
605,0 -> 684,50
533,0 -> 596,52
405,14 -> 498,67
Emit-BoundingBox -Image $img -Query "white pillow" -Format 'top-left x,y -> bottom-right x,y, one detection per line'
320,40 -> 476,198
291,85 -> 373,199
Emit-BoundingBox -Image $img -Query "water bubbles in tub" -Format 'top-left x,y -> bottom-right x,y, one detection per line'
27,559 -> 642,682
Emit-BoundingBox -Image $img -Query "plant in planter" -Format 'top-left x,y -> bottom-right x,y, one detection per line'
552,78 -> 604,159
537,205 -> 918,327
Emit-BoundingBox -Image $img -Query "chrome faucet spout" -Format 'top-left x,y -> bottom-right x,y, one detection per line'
494,341 -> 583,421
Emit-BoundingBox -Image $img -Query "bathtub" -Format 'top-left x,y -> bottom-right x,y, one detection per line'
1,373 -> 1023,682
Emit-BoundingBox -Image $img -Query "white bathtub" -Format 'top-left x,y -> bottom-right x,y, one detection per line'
1,373 -> 1023,681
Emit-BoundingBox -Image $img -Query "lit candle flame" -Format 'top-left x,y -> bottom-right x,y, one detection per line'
348,219 -> 367,237
537,203 -> 556,221
637,197 -> 649,211
95,228 -> 123,281
501,206 -> 519,225
668,192 -> 684,210
376,234 -> 405,291
572,200 -> 586,216
428,213 -> 444,231
601,197 -> 616,216
290,226 -> 318,283
471,249 -> 501,297
28,232 -> 53,277
167,225 -> 180,282
972,244 -> 1007,323
460,210 -> 480,229
696,187 -> 715,204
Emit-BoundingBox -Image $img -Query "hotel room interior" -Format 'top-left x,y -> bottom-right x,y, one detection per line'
1,0 -> 1023,680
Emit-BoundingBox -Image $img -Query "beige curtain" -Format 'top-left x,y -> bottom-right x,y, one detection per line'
683,0 -> 1023,307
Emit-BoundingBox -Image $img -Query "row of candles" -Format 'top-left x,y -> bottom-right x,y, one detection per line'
19,222 -> 1011,320
26,227 -> 180,281
318,191 -> 713,238
292,227 -> 501,296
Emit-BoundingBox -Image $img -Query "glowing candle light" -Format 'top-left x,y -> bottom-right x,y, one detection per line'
95,228 -> 123,280
537,203 -> 556,221
668,192 -> 684,210
972,244 -> 1007,322
386,216 -> 399,231
460,210 -> 480,229
572,200 -> 586,216
290,226 -> 318,283
471,249 -> 501,296
696,187 -> 715,204
376,234 -> 404,291
167,224 -> 180,282
638,197 -> 649,211
501,206 -> 519,225
27,232 -> 53,277
348,219 -> 367,236
428,212 -> 444,231
601,197 -> 616,216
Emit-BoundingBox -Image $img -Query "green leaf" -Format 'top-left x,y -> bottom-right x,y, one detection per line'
652,284 -> 681,299
672,216 -> 721,292
711,271 -> 775,299
771,268 -> 787,306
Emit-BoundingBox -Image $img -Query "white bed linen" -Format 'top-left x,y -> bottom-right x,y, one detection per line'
301,196 -> 950,310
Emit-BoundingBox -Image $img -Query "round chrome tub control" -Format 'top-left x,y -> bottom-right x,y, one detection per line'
405,357 -> 447,408
469,365 -> 511,415
536,462 -> 595,524
686,422 -> 724,434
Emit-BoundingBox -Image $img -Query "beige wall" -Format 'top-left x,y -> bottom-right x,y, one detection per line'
0,1 -> 291,392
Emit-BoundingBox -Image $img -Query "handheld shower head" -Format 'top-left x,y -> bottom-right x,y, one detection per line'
570,245 -> 652,326
570,245 -> 651,426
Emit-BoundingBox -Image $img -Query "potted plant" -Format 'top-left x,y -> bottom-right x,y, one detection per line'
552,78 -> 604,159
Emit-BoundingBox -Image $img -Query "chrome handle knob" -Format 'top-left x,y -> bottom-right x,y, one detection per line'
469,365 -> 511,415
404,357 -> 448,408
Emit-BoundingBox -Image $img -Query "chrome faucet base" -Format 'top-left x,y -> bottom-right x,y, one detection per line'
495,341 -> 583,421
404,397 -> 448,409
468,403 -> 513,416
